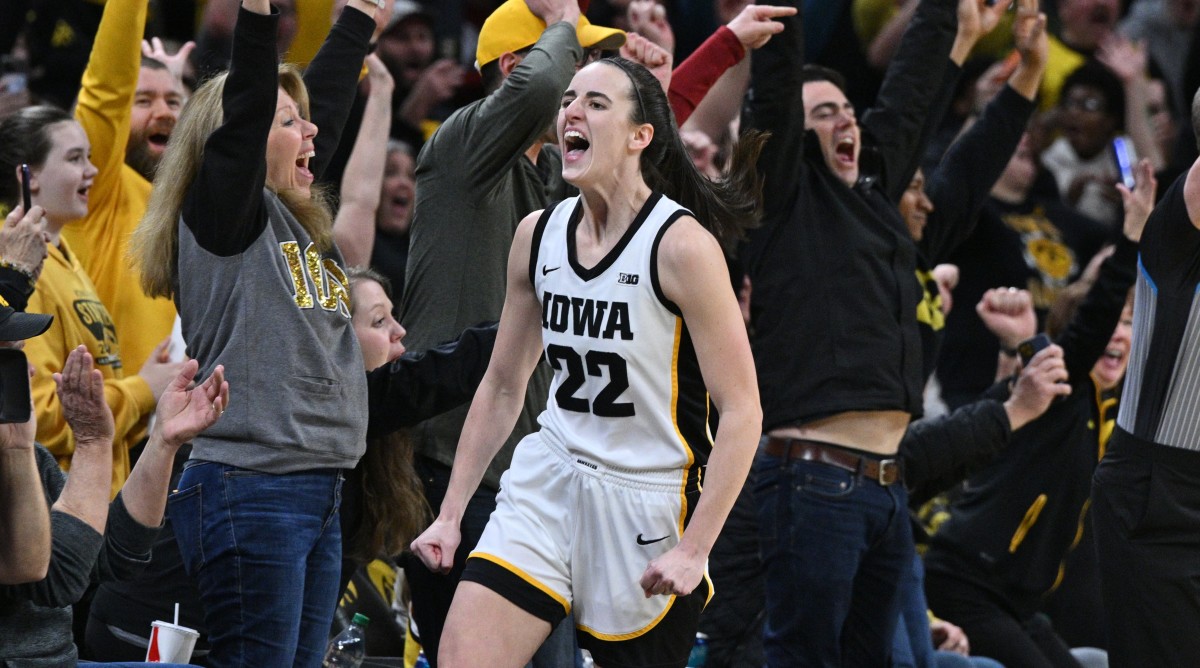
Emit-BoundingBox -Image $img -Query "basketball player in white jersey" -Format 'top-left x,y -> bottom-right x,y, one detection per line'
410,54 -> 772,668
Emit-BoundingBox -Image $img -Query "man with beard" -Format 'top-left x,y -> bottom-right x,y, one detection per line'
60,0 -> 186,376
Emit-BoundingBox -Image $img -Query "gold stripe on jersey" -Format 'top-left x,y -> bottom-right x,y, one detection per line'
468,551 -> 571,615
670,317 -> 692,537
578,597 -> 679,641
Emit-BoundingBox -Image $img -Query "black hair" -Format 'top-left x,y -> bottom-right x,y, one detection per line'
598,56 -> 765,251
0,105 -> 74,210
1061,61 -> 1126,129
800,64 -> 849,96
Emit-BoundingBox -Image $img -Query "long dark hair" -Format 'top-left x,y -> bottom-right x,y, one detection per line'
0,105 -> 74,215
345,267 -> 430,562
598,56 -> 766,251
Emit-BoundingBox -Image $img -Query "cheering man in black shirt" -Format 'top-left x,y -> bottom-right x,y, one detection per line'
740,0 -> 964,663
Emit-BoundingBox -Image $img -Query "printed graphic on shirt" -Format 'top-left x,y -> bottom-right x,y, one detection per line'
915,269 -> 945,331
1002,208 -> 1077,309
279,241 -> 351,318
72,298 -> 121,368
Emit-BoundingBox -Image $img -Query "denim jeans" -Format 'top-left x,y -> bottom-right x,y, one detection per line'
169,461 -> 343,668
754,452 -> 914,667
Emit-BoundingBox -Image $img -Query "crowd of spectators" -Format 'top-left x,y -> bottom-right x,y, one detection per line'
2,0 -> 1200,665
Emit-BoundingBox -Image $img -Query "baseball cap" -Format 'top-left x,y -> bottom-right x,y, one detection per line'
476,0 -> 625,70
0,303 -> 51,342
384,0 -> 434,35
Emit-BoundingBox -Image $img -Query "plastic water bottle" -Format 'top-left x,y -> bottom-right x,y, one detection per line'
323,613 -> 370,667
413,650 -> 431,668
687,632 -> 708,667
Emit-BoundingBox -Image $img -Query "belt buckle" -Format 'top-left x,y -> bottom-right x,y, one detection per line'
877,458 -> 898,486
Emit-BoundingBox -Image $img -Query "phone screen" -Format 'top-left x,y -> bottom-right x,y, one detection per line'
20,164 -> 31,212
1113,138 -> 1136,189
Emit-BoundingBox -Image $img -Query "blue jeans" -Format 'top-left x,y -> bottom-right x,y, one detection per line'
754,452 -> 914,667
169,461 -> 343,668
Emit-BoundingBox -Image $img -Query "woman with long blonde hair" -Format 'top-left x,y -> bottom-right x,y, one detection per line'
130,0 -> 380,665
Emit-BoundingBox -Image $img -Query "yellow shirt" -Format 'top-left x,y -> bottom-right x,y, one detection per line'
1040,35 -> 1086,112
64,0 -> 176,375
287,0 -> 336,67
27,239 -> 156,498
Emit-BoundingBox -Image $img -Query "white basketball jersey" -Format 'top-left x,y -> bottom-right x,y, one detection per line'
530,193 -> 714,472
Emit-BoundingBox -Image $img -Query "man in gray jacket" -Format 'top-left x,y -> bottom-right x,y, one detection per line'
398,0 -> 623,664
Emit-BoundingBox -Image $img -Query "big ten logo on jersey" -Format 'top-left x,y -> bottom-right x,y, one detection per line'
72,298 -> 121,368
279,241 -> 351,318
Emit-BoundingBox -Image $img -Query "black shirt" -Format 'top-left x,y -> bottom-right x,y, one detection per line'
743,0 -> 957,430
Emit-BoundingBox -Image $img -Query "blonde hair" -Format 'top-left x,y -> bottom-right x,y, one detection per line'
132,64 -> 333,299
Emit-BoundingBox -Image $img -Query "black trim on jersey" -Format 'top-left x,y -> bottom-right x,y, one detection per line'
577,574 -> 709,668
675,322 -> 714,467
528,205 -> 559,288
461,556 -> 568,626
569,192 -> 663,282
649,210 -> 693,317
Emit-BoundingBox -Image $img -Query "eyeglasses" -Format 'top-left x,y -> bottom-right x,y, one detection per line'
1062,95 -> 1105,113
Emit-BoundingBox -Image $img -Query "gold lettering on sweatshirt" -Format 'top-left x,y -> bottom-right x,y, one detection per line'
281,241 -> 314,308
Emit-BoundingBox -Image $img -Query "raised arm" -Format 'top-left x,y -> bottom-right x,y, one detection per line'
74,0 -> 148,208
920,0 -> 1046,261
180,0 -> 278,256
453,14 -> 582,191
672,5 -> 795,133
862,0 -> 958,200
333,54 -> 394,267
1056,161 -> 1153,383
410,211 -> 549,573
744,0 -> 803,233
1096,35 -> 1166,172
640,218 -> 761,597
302,0 -> 377,182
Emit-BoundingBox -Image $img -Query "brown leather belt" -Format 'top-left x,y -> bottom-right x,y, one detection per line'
762,437 -> 903,486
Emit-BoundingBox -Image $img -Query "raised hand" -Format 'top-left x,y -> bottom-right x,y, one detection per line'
1012,0 -> 1048,69
726,4 -> 796,51
620,33 -> 673,93
958,0 -> 1012,50
138,337 -> 187,402
1004,343 -> 1071,430
1118,158 -> 1157,242
627,1 -> 675,54
526,0 -> 581,27
54,346 -> 114,447
0,204 -> 50,282
153,360 -> 229,449
364,52 -> 395,99
977,287 -> 1036,350
1096,34 -> 1147,85
141,37 -> 196,84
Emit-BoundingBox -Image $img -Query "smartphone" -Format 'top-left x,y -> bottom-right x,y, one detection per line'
0,348 -> 31,424
1017,333 -> 1052,366
19,163 -> 31,212
1113,137 -> 1136,189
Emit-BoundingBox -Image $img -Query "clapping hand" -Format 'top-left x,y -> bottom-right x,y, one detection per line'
55,346 -> 114,447
153,360 -> 229,449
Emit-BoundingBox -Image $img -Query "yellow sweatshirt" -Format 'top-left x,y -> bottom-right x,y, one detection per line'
27,240 -> 156,498
63,0 -> 176,374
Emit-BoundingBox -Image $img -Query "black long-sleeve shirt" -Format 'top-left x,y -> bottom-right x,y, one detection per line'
742,0 -> 957,430
925,237 -> 1137,613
